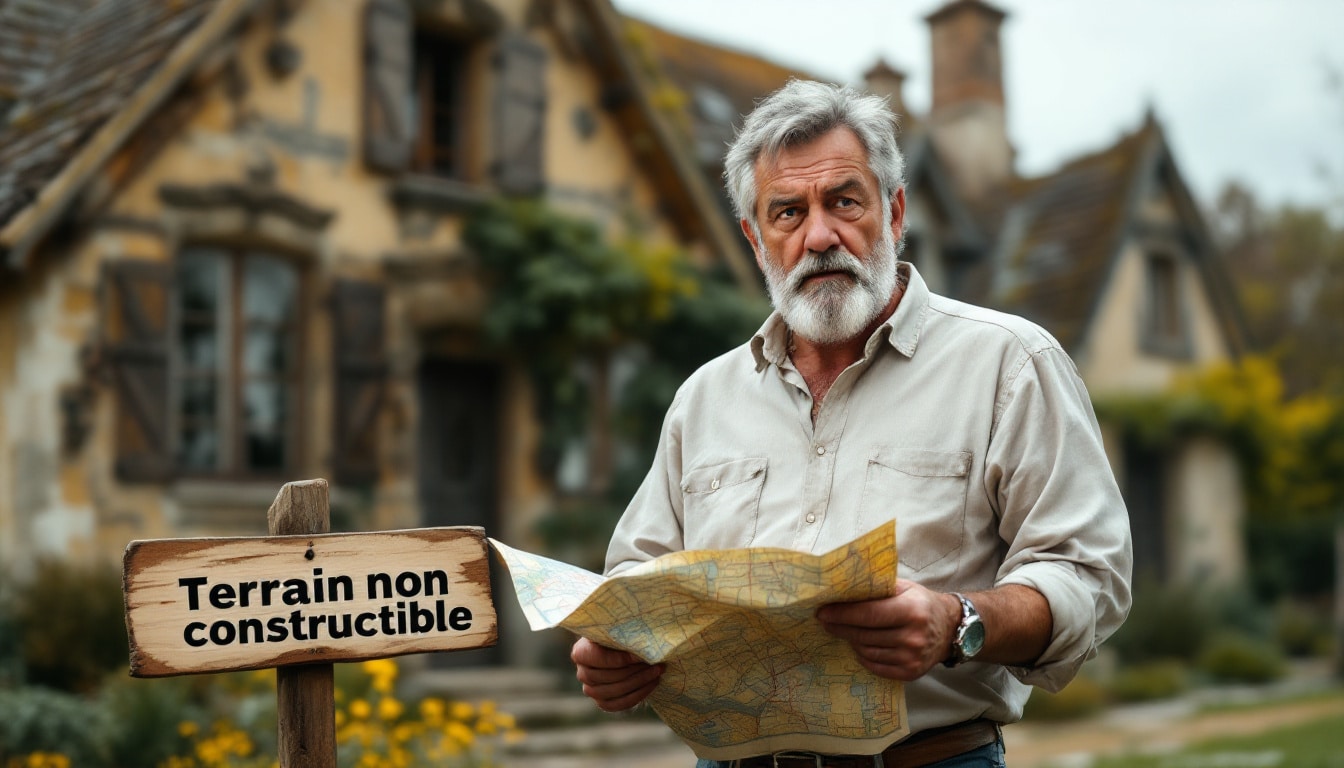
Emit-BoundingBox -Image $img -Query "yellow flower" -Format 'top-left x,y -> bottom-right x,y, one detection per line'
419,697 -> 445,724
378,696 -> 404,721
445,720 -> 475,746
349,698 -> 372,720
449,701 -> 474,721
177,721 -> 199,738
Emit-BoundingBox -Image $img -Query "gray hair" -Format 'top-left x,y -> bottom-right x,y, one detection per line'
724,80 -> 905,230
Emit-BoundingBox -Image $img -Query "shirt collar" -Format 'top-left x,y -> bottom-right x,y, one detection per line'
749,262 -> 930,371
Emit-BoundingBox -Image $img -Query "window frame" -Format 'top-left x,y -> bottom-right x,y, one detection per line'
1140,249 -> 1192,359
169,244 -> 307,480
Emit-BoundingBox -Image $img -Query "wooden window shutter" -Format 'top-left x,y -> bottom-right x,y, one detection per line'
102,260 -> 173,482
331,279 -> 388,485
492,31 -> 547,195
363,0 -> 414,174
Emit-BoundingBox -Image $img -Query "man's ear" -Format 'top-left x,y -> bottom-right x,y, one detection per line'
740,218 -> 766,272
890,187 -> 907,241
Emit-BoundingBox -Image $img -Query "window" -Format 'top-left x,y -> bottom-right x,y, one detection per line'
1143,252 -> 1188,356
411,29 -> 468,177
174,247 -> 300,475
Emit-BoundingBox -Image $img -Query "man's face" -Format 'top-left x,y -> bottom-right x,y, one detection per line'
742,127 -> 906,345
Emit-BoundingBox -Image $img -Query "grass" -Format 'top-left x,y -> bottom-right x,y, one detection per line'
1088,715 -> 1344,768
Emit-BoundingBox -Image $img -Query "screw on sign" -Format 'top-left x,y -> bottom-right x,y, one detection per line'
121,478 -> 498,767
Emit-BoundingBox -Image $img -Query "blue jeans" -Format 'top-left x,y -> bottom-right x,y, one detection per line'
695,737 -> 1006,768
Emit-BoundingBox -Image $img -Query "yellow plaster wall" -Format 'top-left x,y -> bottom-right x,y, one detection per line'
18,0 -> 710,568
1079,240 -> 1232,397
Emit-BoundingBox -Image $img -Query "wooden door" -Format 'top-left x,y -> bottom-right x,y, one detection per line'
417,359 -> 503,666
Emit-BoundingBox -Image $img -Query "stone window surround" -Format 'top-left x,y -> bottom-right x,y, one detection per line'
157,180 -> 336,518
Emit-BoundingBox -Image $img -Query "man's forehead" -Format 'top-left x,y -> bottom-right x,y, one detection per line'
754,128 -> 874,193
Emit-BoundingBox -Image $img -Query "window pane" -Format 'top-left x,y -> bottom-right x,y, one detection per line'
243,255 -> 297,325
179,427 -> 218,470
244,325 -> 286,375
243,380 -> 286,471
179,248 -> 225,314
180,324 -> 217,370
179,378 -> 216,422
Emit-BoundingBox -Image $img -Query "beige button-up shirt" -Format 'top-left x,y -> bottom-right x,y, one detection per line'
606,263 -> 1132,736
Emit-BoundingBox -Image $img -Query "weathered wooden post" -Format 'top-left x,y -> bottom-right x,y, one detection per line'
267,479 -> 336,767
122,478 -> 497,768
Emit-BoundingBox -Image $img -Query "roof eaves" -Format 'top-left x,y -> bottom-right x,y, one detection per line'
0,0 -> 263,271
579,0 -> 759,293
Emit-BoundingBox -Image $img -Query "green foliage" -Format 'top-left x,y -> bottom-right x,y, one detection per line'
1196,633 -> 1287,684
1022,676 -> 1107,721
8,559 -> 128,693
466,199 -> 768,552
1096,356 -> 1343,600
0,686 -> 112,766
1107,581 -> 1214,665
1273,600 -> 1336,658
1106,660 -> 1190,703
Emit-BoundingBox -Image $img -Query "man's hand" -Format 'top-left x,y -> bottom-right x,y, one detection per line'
818,581 -> 1053,680
571,636 -> 665,712
816,579 -> 960,681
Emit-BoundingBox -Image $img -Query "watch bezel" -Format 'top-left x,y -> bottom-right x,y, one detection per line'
944,592 -> 984,667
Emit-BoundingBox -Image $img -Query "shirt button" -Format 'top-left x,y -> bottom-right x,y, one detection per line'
710,479 -> 720,491
805,513 -> 816,524
815,446 -> 826,456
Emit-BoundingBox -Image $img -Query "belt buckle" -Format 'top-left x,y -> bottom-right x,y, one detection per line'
771,753 -> 824,768
768,752 -> 885,768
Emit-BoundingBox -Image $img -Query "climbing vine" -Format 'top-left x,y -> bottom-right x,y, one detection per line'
464,199 -> 767,566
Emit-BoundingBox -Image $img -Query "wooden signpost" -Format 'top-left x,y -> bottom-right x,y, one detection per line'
121,478 -> 497,767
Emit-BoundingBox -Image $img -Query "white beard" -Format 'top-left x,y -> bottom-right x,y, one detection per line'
761,225 -> 900,346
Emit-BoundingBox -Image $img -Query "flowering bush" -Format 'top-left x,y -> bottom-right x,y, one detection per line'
163,659 -> 522,768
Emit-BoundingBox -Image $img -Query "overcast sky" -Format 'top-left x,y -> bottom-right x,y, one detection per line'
611,0 -> 1344,215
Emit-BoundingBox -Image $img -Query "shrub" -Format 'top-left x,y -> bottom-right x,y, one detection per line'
11,559 -> 128,693
0,686 -> 111,766
1021,676 -> 1107,721
1273,600 -> 1335,658
1197,633 -> 1287,684
1107,581 -> 1213,664
1106,660 -> 1190,702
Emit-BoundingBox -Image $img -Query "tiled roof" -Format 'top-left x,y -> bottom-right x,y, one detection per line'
0,0 -> 96,106
0,0 -> 215,231
991,119 -> 1157,350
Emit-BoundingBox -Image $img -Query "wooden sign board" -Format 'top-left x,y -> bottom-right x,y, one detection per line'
123,526 -> 495,677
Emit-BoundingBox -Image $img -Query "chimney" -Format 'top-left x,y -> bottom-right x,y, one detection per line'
863,59 -> 912,128
924,0 -> 1014,200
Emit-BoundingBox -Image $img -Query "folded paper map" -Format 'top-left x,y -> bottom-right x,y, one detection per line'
489,522 -> 908,760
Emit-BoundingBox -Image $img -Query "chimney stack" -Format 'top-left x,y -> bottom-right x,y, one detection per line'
925,0 -> 1014,200
864,59 -> 912,129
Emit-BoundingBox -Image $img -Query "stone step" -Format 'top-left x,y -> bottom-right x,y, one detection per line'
503,719 -> 681,757
402,666 -> 566,700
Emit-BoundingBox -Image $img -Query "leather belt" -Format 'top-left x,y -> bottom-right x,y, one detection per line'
730,719 -> 1001,768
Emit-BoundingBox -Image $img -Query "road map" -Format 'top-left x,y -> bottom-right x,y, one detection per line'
489,523 -> 909,760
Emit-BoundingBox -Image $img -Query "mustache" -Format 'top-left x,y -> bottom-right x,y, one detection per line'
787,249 -> 865,291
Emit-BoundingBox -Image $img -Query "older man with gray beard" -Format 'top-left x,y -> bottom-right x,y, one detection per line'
571,80 -> 1132,768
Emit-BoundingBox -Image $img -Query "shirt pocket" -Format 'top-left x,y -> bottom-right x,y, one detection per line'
680,457 -> 768,550
858,448 -> 972,572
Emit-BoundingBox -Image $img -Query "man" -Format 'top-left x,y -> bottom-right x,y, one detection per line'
571,80 -> 1132,768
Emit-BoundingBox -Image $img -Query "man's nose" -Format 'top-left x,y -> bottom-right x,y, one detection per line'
801,210 -> 841,254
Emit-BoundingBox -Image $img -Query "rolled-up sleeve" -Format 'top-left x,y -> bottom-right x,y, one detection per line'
988,346 -> 1133,692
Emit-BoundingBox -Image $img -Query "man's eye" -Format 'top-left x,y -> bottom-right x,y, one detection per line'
835,198 -> 856,208
777,207 -> 799,220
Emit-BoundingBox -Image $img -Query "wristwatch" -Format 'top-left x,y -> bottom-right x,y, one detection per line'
943,592 -> 985,667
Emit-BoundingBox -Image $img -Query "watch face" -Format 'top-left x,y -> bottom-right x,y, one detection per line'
961,620 -> 986,658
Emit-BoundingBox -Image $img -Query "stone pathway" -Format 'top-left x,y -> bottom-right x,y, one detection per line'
499,661 -> 1342,768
